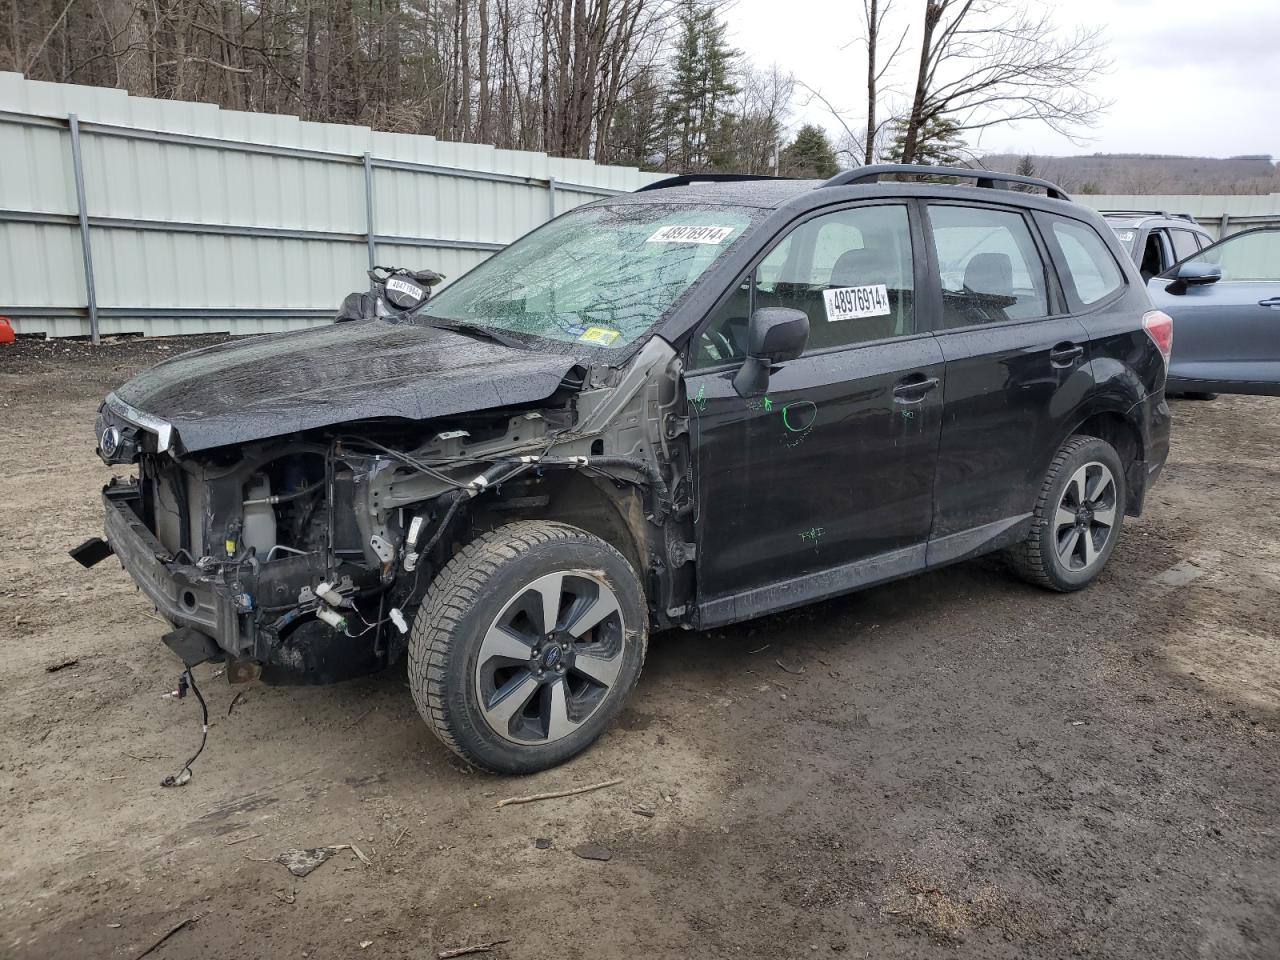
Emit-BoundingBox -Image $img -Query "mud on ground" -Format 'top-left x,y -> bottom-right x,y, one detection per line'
1,336 -> 1278,960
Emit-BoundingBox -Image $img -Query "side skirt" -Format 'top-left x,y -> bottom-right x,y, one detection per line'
694,513 -> 1034,631
925,514 -> 1031,568
695,544 -> 925,630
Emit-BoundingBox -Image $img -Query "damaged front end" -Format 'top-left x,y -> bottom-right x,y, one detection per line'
85,337 -> 694,685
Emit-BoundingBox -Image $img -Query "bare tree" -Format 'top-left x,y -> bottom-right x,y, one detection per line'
732,63 -> 794,174
899,0 -> 1109,165
860,0 -> 907,164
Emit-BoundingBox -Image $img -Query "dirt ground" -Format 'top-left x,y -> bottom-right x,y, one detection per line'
1,335 -> 1278,960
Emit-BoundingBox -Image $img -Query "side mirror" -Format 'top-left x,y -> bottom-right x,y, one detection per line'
732,307 -> 809,398
1164,261 -> 1222,295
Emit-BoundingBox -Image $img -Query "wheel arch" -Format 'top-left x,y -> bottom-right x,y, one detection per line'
469,470 -> 654,585
1061,406 -> 1145,516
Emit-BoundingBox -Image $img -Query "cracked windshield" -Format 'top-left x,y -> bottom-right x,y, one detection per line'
420,203 -> 758,349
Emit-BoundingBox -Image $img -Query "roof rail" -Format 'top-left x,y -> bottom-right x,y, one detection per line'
821,164 -> 1071,201
1098,209 -> 1171,218
636,173 -> 792,192
1098,209 -> 1202,224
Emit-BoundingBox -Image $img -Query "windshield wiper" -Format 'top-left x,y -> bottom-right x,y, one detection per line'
426,319 -> 523,349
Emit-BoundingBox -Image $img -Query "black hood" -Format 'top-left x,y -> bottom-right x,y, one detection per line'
112,321 -> 585,452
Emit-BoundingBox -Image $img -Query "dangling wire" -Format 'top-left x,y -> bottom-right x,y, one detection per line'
161,668 -> 209,788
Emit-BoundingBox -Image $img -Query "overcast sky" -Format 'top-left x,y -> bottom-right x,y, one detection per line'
725,0 -> 1280,158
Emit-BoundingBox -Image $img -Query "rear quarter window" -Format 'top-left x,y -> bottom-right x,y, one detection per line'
1045,215 -> 1126,309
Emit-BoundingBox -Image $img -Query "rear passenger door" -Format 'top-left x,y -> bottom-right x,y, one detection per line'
924,202 -> 1091,564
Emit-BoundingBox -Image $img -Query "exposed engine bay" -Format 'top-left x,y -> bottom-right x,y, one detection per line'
89,336 -> 694,684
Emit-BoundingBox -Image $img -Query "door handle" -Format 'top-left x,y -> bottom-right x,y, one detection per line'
1050,342 -> 1085,367
893,375 -> 940,402
1259,298 -> 1280,308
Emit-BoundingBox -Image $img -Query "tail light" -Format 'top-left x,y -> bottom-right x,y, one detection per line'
1143,310 -> 1173,364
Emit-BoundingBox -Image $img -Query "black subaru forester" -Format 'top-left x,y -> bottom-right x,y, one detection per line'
83,164 -> 1172,773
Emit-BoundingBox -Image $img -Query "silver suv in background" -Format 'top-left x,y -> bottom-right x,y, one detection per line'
1102,211 -> 1215,281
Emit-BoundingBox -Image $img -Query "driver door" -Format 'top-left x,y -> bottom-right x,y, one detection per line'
685,202 -> 945,627
1153,229 -> 1280,394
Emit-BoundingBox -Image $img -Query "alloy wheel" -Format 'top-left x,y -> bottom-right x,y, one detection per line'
1054,461 -> 1118,572
474,570 -> 626,744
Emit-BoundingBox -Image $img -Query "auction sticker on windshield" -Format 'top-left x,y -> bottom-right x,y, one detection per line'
823,284 -> 891,322
578,326 -> 621,345
646,225 -> 736,244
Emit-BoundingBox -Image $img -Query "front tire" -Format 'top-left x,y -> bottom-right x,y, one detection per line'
1007,435 -> 1126,592
409,520 -> 647,773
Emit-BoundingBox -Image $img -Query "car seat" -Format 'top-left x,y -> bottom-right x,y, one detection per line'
820,247 -> 900,346
955,252 -> 1015,324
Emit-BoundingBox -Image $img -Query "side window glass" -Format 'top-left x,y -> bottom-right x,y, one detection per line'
694,205 -> 915,366
1169,229 -> 1200,262
1049,216 -> 1125,308
927,204 -> 1049,327
754,232 -> 797,297
1179,230 -> 1280,282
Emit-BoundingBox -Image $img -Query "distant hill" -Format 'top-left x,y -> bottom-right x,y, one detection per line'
978,153 -> 1280,195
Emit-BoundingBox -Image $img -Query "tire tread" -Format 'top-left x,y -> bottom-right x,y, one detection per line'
408,520 -> 646,771
1007,434 -> 1111,592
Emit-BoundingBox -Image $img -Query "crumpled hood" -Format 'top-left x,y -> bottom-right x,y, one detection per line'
112,320 -> 585,452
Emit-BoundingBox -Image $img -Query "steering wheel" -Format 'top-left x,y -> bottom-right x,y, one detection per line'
701,328 -> 737,363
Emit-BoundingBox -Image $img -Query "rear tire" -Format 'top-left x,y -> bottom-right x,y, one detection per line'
1007,435 -> 1126,592
409,520 -> 647,774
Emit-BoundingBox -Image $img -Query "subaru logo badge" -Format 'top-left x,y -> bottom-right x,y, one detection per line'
544,646 -> 562,668
100,425 -> 121,458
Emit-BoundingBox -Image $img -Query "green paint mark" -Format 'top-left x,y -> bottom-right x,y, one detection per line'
692,383 -> 707,412
762,396 -> 773,411
782,400 -> 818,433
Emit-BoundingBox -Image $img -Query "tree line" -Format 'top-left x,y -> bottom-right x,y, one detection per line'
3,0 -> 1113,180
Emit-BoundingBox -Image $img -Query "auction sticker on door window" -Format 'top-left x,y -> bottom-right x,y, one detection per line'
578,326 -> 621,346
823,284 -> 891,322
646,225 -> 736,244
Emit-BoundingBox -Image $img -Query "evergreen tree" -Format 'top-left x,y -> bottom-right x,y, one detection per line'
887,116 -> 966,167
662,0 -> 740,172
607,67 -> 666,168
1014,154 -> 1038,190
779,124 -> 839,179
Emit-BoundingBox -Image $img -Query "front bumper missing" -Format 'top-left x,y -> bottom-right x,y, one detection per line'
103,481 -> 243,655
103,480 -> 388,685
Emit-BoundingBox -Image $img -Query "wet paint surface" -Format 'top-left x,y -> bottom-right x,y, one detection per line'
112,320 -> 587,451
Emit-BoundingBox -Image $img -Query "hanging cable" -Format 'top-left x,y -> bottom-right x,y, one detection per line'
160,668 -> 209,788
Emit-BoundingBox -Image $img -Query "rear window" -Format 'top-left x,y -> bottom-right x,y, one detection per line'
1110,226 -> 1139,253
1049,216 -> 1126,308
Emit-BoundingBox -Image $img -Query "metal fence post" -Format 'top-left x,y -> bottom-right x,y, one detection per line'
363,152 -> 376,270
1219,212 -> 1230,239
547,176 -> 557,221
68,113 -> 100,344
